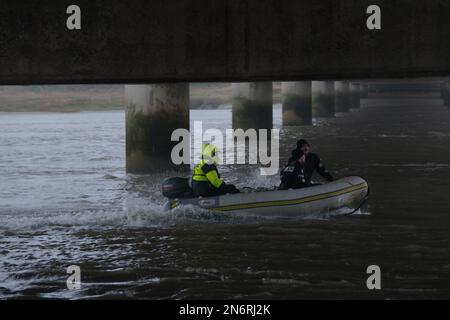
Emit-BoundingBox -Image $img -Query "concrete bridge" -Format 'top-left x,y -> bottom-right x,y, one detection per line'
124,80 -> 450,172
0,0 -> 449,172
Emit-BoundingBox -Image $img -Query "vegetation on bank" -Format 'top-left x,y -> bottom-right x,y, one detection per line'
0,83 -> 282,112
0,85 -> 125,112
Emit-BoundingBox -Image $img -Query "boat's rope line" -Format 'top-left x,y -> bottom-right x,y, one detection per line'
211,182 -> 368,212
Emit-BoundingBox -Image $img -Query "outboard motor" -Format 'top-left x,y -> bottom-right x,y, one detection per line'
162,177 -> 193,199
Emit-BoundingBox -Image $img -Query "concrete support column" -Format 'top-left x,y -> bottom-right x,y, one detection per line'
440,81 -> 447,106
312,81 -> 335,118
125,83 -> 189,173
334,81 -> 350,113
281,81 -> 312,125
232,82 -> 273,130
443,80 -> 450,107
360,83 -> 369,108
361,84 -> 369,98
350,83 -> 361,109
370,84 -> 379,93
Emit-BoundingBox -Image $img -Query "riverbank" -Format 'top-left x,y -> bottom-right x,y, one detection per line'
0,83 -> 283,112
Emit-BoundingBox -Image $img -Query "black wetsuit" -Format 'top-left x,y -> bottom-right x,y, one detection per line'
279,150 -> 334,190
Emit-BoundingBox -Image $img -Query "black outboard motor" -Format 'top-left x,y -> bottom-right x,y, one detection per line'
162,177 -> 193,199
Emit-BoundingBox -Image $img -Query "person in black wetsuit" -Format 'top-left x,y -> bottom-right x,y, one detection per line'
279,139 -> 334,190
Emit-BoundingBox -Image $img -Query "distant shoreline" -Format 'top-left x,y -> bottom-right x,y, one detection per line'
0,104 -> 233,113
0,83 -> 282,112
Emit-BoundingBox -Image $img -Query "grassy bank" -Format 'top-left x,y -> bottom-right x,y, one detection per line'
0,85 -> 125,112
0,83 -> 282,112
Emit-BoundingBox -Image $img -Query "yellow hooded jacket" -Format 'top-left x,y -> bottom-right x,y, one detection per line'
192,144 -> 223,189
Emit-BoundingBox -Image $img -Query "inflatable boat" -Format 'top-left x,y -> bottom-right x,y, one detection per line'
162,176 -> 369,217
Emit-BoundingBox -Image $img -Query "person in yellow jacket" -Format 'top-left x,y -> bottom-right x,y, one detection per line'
192,143 -> 240,197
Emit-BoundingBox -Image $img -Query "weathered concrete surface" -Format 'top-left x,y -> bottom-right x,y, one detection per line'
350,83 -> 361,109
0,0 -> 449,85
312,81 -> 335,118
232,82 -> 273,130
445,81 -> 450,107
334,81 -> 350,112
439,82 -> 446,105
361,84 -> 369,98
281,81 -> 312,125
125,84 -> 189,173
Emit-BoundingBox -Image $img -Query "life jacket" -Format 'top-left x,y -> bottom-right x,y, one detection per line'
193,160 -> 210,182
192,160 -> 223,188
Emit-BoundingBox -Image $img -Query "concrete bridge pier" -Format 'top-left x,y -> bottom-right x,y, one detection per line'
350,83 -> 361,109
360,83 -> 369,108
232,82 -> 273,130
447,81 -> 450,107
125,84 -> 190,173
281,81 -> 312,125
361,84 -> 369,99
334,81 -> 350,113
443,80 -> 450,107
369,84 -> 379,93
440,81 -> 447,106
312,81 -> 335,118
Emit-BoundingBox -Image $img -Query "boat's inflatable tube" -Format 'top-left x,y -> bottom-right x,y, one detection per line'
163,176 -> 369,217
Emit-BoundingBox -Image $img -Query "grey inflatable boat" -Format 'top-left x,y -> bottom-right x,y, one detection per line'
162,176 -> 369,217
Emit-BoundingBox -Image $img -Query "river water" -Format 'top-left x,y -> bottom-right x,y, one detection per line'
0,93 -> 449,299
